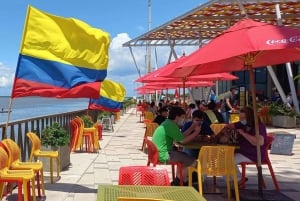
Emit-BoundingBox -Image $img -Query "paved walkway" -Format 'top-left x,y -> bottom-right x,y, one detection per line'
3,107 -> 300,201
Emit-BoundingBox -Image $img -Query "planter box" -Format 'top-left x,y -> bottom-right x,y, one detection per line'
40,144 -> 70,172
271,115 -> 296,128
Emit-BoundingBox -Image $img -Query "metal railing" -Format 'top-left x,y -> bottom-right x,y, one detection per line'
0,109 -> 87,161
0,103 -> 135,161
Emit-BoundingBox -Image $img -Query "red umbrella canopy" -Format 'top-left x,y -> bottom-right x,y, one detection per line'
135,80 -> 214,90
135,56 -> 238,82
165,18 -> 300,77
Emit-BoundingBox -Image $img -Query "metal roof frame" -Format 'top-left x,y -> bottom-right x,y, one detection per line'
123,0 -> 300,48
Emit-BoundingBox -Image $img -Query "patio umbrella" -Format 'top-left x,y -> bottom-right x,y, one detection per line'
164,18 -> 300,193
136,55 -> 237,102
136,56 -> 238,83
135,80 -> 214,91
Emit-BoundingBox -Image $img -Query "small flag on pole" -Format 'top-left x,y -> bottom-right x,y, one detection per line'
11,6 -> 110,98
88,79 -> 126,112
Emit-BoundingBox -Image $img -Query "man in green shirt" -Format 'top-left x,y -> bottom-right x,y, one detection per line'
152,106 -> 200,185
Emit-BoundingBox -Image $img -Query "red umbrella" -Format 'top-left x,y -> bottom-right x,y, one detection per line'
136,55 -> 238,83
165,19 -> 300,77
135,80 -> 214,90
136,89 -> 161,95
165,18 -> 300,193
136,56 -> 236,103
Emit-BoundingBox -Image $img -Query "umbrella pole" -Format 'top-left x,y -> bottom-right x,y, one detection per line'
248,65 -> 264,195
183,79 -> 186,109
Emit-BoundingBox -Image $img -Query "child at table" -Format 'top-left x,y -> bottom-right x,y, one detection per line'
181,110 -> 214,159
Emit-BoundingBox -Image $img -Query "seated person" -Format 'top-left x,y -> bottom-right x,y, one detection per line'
181,110 -> 214,159
204,101 -> 225,124
152,106 -> 201,185
153,106 -> 168,125
186,103 -> 196,120
227,106 -> 267,185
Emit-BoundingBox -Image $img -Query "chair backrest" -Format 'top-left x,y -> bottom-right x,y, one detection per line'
0,146 -> 9,171
70,119 -> 80,137
27,132 -> 42,160
144,122 -> 159,138
264,134 -> 274,163
118,166 -> 170,186
1,139 -> 21,166
210,123 -> 227,135
144,112 -> 154,121
144,138 -> 159,165
117,197 -> 174,201
198,145 -> 235,176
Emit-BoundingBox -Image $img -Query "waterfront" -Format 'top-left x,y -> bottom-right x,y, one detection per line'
0,96 -> 88,124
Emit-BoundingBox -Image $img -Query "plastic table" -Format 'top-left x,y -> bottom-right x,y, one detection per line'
97,185 -> 207,201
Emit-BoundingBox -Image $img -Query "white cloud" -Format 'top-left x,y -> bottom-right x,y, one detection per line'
0,63 -> 14,89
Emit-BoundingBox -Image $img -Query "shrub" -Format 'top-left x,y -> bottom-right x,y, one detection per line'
268,103 -> 296,117
41,122 -> 69,147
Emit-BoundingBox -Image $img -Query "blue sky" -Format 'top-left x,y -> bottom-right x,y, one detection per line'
0,0 -> 203,97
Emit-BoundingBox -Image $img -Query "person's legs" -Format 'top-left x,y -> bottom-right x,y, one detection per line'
168,150 -> 196,183
234,153 -> 253,183
182,148 -> 199,159
221,111 -> 229,123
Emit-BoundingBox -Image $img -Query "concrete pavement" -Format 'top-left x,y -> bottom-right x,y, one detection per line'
3,107 -> 300,201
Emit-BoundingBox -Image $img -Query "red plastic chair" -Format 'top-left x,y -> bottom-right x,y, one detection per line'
239,134 -> 280,191
144,138 -> 183,186
118,166 -> 170,186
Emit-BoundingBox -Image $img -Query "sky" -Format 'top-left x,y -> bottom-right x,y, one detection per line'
0,0 -> 203,98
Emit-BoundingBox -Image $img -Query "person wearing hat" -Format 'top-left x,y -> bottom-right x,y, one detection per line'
153,106 -> 168,125
220,86 -> 239,123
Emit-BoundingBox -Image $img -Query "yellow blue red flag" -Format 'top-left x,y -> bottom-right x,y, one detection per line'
88,79 -> 126,112
12,6 -> 110,98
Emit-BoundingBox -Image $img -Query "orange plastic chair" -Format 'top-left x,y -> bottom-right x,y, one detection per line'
74,116 -> 100,152
118,166 -> 170,186
26,132 -> 60,184
1,139 -> 45,197
70,118 -> 81,152
141,122 -> 159,152
239,135 -> 280,191
210,123 -> 227,135
118,197 -> 174,201
144,138 -> 183,186
188,146 -> 239,201
0,147 -> 36,201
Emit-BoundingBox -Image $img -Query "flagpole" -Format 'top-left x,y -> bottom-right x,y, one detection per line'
4,6 -> 31,138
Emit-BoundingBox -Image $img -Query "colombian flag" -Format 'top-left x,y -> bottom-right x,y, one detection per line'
11,6 -> 110,98
88,79 -> 126,112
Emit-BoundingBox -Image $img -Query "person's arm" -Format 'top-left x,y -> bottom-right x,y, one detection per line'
180,126 -> 200,144
237,127 -> 264,146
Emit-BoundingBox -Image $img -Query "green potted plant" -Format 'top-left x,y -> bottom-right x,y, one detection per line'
41,122 -> 70,171
268,103 -> 296,128
80,115 -> 94,127
42,122 -> 70,147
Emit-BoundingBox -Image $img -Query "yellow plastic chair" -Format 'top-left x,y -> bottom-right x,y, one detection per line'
117,197 -> 174,201
210,123 -> 227,135
141,122 -> 158,152
143,111 -> 154,124
0,147 -> 36,201
1,139 -> 45,197
188,145 -> 239,201
26,132 -> 60,184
